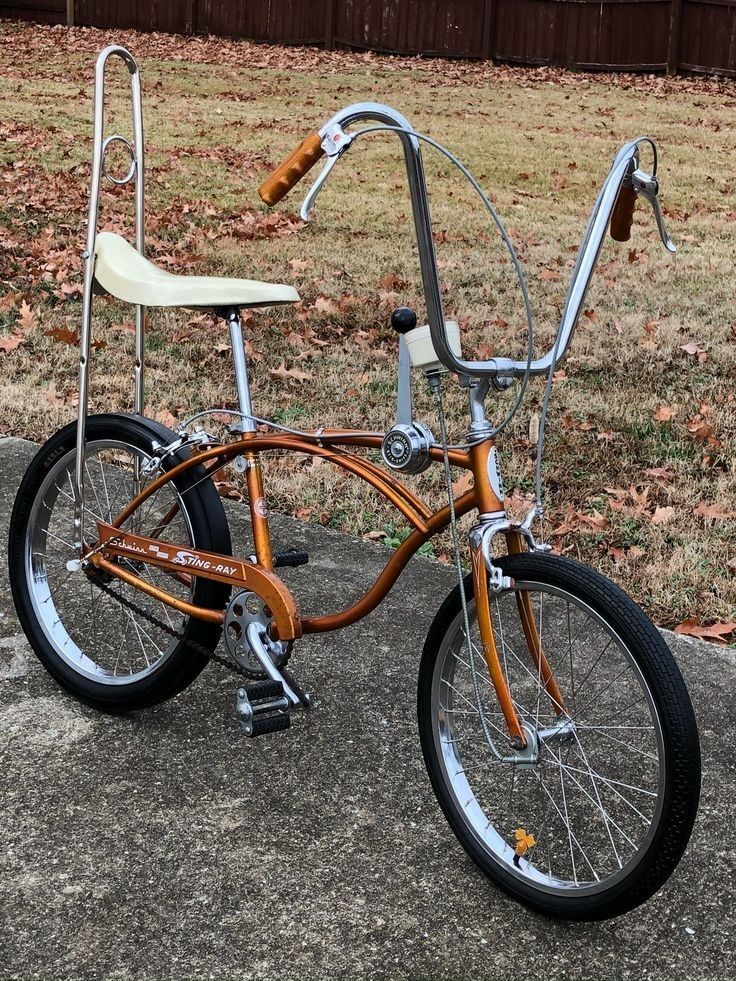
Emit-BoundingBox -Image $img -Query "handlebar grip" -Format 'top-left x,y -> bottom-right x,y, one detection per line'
258,132 -> 325,207
610,184 -> 637,242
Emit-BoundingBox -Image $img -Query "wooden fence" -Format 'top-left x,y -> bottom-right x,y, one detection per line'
3,0 -> 736,76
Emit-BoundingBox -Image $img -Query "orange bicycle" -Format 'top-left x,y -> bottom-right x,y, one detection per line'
8,47 -> 700,920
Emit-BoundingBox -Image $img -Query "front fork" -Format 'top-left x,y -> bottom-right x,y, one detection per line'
469,518 -> 567,750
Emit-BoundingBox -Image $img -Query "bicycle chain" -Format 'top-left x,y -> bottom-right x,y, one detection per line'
88,572 -> 255,680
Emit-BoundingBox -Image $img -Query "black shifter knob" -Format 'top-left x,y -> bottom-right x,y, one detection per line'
391,307 -> 417,335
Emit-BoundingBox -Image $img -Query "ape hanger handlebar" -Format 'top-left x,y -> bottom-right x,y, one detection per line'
259,102 -> 675,382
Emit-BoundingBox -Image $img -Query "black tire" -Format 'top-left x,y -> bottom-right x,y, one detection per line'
8,413 -> 232,712
418,551 -> 700,920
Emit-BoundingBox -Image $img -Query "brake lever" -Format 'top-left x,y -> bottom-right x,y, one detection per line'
300,123 -> 355,222
631,168 -> 676,254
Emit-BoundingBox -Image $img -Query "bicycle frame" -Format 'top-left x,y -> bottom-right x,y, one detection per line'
88,426 -> 551,745
91,430 -> 498,639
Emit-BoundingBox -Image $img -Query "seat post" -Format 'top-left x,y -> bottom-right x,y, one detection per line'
225,308 -> 256,434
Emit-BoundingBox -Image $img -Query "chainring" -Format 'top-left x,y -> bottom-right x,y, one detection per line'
223,589 -> 292,679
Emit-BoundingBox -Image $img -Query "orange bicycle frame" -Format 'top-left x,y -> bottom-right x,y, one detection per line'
91,429 -> 563,744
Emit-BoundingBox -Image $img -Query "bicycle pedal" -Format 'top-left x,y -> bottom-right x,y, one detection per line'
235,682 -> 291,738
272,549 -> 309,569
250,712 -> 291,737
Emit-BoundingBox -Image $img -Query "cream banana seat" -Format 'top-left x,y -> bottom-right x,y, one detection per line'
93,232 -> 300,309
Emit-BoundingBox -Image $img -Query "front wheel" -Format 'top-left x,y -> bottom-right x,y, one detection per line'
418,552 -> 700,920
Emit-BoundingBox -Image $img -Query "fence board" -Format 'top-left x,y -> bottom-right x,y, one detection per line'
0,0 -> 734,75
679,0 -> 736,74
493,0 -> 670,70
335,0 -> 486,56
268,0 -> 324,43
0,0 -> 62,23
196,0 -> 269,40
75,0 -> 193,33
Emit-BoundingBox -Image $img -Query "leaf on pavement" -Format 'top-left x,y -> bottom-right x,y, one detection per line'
674,619 -> 736,644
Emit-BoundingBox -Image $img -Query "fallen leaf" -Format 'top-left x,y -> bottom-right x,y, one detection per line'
215,479 -> 245,502
362,530 -> 387,542
528,412 -> 540,445
693,501 -> 736,520
0,334 -> 23,354
18,300 -> 36,332
540,268 -> 561,282
514,827 -> 536,859
653,404 -> 674,422
686,415 -> 715,442
45,326 -> 78,345
269,362 -> 313,383
42,385 -> 65,407
681,341 -> 707,362
645,466 -> 675,482
651,506 -> 676,525
452,471 -> 474,496
111,321 -> 137,334
313,296 -> 340,317
579,510 -> 609,531
289,257 -> 313,272
674,619 -> 736,644
154,409 -> 179,428
377,272 -> 409,291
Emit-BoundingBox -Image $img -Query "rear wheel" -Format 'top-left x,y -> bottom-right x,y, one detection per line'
418,552 -> 700,920
8,414 -> 232,712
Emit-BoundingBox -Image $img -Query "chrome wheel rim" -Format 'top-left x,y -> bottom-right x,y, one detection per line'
25,440 -> 195,684
431,581 -> 665,896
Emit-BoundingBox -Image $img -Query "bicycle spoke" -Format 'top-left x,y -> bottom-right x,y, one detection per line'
432,572 -> 664,895
29,439 -> 193,682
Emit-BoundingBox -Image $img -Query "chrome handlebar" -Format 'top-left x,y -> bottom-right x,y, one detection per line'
299,102 -> 675,381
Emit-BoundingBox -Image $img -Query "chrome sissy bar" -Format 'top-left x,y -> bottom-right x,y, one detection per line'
74,45 -> 145,552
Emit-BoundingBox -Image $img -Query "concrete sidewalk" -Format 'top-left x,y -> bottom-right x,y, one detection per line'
0,435 -> 732,981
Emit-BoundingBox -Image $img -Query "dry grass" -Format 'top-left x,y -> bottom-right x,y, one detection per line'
0,21 -> 734,631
